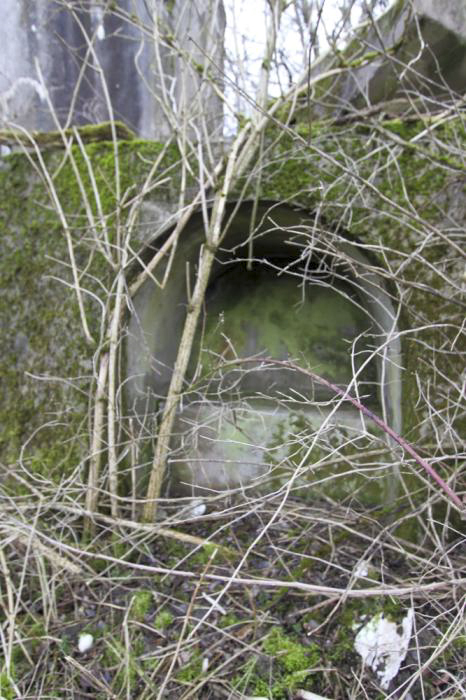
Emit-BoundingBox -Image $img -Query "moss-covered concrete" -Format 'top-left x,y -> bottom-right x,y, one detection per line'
1,115 -> 464,510
0,130 -> 180,490
255,119 -> 464,430
0,120 -> 137,148
253,116 -> 465,510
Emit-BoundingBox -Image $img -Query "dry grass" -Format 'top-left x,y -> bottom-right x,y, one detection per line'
0,472 -> 464,699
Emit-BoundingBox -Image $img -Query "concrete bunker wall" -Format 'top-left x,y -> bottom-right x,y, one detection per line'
0,0 -> 225,141
0,115 -> 464,511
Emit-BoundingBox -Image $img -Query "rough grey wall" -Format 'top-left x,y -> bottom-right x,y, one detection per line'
310,0 -> 466,117
414,0 -> 466,36
0,0 -> 225,139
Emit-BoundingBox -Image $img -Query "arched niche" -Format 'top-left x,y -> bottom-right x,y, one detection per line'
126,202 -> 402,501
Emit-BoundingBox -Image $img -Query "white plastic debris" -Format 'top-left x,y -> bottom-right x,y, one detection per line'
354,561 -> 369,578
354,609 -> 414,689
186,499 -> 206,517
78,632 -> 94,653
296,690 -> 336,700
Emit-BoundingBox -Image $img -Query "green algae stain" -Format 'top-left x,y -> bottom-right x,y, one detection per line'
201,265 -> 376,390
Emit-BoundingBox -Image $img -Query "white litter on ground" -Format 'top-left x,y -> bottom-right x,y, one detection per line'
354,560 -> 369,578
185,499 -> 206,517
78,633 -> 94,654
354,609 -> 414,689
295,690 -> 336,700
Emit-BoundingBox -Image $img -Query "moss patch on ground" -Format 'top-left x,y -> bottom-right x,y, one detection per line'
2,503 -> 464,698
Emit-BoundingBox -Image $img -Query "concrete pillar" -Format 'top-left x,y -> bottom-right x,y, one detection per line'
0,0 -> 225,139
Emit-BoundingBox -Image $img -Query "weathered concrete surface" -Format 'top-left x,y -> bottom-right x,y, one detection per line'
0,0 -> 225,139
127,202 -> 403,500
414,0 -> 466,36
310,0 -> 466,117
1,113 -> 463,510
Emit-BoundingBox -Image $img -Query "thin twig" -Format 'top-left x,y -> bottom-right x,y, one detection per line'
84,351 -> 109,534
26,530 -> 466,599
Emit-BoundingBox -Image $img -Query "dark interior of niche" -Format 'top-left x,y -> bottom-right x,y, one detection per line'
204,252 -> 364,306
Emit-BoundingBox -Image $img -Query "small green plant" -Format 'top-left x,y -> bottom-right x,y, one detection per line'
263,627 -> 318,673
103,635 -> 144,696
176,650 -> 204,683
235,628 -> 322,699
131,591 -> 153,621
154,610 -> 174,630
218,612 -> 241,628
0,670 -> 14,700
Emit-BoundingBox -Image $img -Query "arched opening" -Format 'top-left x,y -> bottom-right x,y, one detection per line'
126,202 -> 402,503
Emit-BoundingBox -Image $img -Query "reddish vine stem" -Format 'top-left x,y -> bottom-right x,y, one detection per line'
220,357 -> 464,511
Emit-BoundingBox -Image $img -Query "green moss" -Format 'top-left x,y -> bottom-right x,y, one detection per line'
430,630 -> 466,673
218,612 -> 241,628
131,591 -> 153,621
176,650 -> 204,683
233,658 -> 273,697
235,628 -> 322,699
0,123 -> 180,484
264,627 -> 320,673
154,610 -> 174,630
0,671 -> 14,700
0,120 -> 137,148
